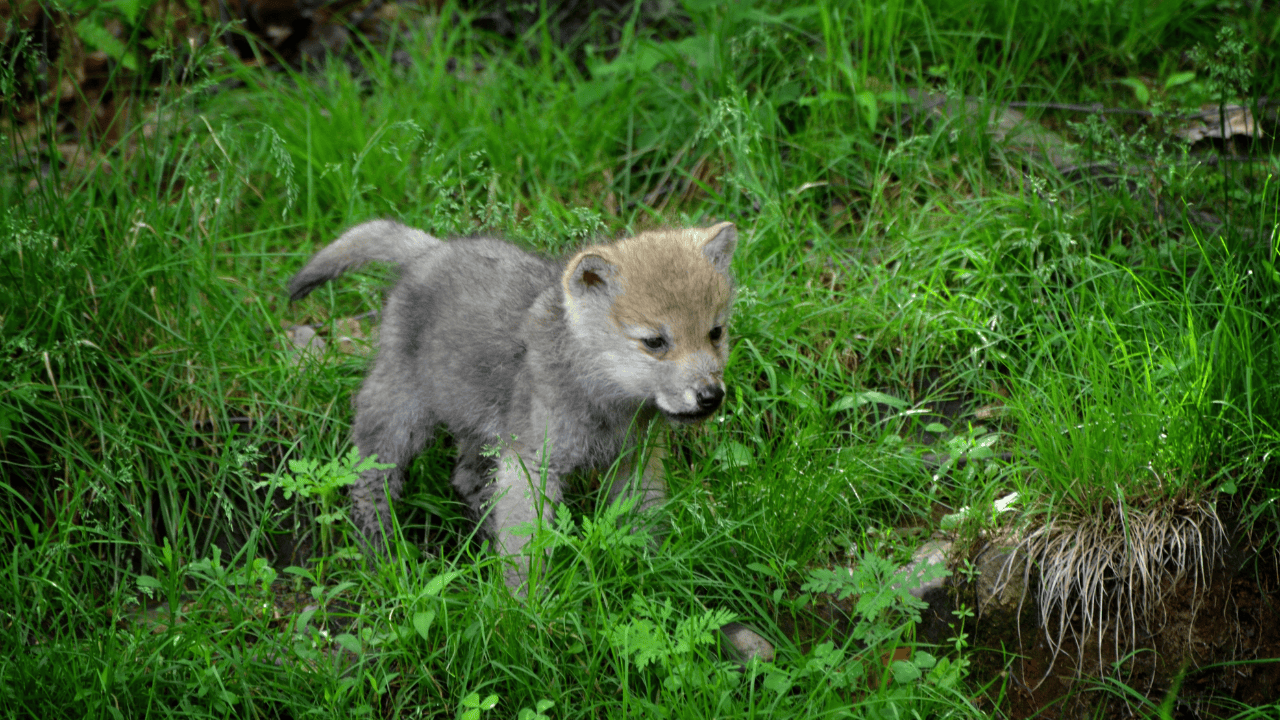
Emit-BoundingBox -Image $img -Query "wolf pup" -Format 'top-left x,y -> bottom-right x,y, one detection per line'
289,219 -> 736,588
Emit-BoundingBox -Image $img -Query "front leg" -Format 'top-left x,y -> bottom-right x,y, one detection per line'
488,444 -> 563,592
608,422 -> 668,537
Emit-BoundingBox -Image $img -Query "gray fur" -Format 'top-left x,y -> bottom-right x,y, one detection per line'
289,219 -> 736,589
288,220 -> 444,301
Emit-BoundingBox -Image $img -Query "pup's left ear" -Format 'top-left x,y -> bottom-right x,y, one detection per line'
564,251 -> 622,300
700,222 -> 737,275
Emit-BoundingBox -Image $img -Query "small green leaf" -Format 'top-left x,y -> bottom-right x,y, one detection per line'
771,80 -> 802,105
876,89 -> 912,104
412,611 -> 436,640
763,669 -> 793,694
75,17 -> 140,72
333,633 -> 361,654
712,441 -> 752,468
796,90 -> 850,107
1261,259 -> 1280,284
831,390 -> 908,412
968,446 -> 994,460
459,692 -> 498,719
575,80 -> 614,110
1118,77 -> 1150,105
913,650 -> 937,669
109,0 -> 143,24
829,395 -> 858,412
424,570 -> 462,597
135,574 -> 162,589
890,659 -> 922,684
1164,71 -> 1196,89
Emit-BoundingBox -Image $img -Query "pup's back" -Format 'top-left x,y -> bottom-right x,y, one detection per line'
373,238 -> 561,438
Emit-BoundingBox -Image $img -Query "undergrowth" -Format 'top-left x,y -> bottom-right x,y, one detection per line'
2,0 -> 1278,717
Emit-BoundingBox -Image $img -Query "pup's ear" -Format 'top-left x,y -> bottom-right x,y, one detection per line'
564,251 -> 622,300
699,222 -> 737,275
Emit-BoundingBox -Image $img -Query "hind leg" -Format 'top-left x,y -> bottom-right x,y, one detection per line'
448,434 -> 499,525
348,369 -> 436,556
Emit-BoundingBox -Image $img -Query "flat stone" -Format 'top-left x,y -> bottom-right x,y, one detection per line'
896,539 -> 951,600
719,622 -> 775,664
284,323 -> 325,365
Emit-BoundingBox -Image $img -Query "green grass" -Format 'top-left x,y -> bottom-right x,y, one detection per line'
3,0 -> 1279,716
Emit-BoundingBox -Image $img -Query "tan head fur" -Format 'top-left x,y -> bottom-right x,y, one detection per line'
562,222 -> 735,330
561,223 -> 737,419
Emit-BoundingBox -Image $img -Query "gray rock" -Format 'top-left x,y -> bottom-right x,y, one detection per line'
284,323 -> 325,365
719,622 -> 775,664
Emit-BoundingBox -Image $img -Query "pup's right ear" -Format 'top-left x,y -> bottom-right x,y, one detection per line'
699,222 -> 737,275
563,251 -> 622,300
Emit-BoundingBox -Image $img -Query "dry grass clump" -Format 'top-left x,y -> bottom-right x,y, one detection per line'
997,497 -> 1226,687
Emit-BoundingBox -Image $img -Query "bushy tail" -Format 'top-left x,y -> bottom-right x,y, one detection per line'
288,220 -> 444,300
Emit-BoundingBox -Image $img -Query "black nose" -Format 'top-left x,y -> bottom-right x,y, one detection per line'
696,385 -> 724,412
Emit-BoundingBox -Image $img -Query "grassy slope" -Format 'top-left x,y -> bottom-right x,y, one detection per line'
2,0 -> 1279,717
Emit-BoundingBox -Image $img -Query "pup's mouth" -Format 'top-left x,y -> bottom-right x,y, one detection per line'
662,406 -> 721,424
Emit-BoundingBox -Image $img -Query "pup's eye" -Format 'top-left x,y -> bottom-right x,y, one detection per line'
642,337 -> 666,351
709,326 -> 723,342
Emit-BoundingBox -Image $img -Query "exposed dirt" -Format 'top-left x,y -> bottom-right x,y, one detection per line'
769,532 -> 1279,719
967,553 -> 1280,718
